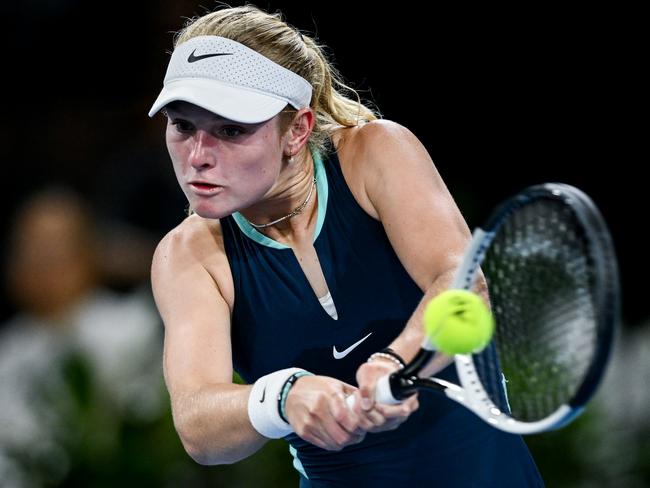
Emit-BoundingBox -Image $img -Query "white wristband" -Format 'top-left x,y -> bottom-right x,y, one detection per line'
247,368 -> 307,439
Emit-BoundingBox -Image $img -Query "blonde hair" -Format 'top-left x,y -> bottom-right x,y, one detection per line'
174,5 -> 379,155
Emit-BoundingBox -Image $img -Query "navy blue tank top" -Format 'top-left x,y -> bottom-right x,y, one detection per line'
221,142 -> 544,487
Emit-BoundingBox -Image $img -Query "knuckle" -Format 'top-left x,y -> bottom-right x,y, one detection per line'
319,441 -> 332,451
314,394 -> 327,408
333,407 -> 346,423
367,415 -> 382,428
336,406 -> 357,430
295,424 -> 309,438
325,439 -> 343,451
334,431 -> 351,446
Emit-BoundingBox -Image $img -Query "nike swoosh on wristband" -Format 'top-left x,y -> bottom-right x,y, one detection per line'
259,386 -> 266,403
187,49 -> 234,63
332,332 -> 373,359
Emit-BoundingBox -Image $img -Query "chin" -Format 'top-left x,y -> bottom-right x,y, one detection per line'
190,202 -> 233,220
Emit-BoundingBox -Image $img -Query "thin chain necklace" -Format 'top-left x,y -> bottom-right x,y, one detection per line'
248,177 -> 317,229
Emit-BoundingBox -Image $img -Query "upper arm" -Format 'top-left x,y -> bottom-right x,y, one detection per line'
354,120 -> 471,290
151,219 -> 233,402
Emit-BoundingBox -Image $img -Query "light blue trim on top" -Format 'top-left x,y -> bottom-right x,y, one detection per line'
289,445 -> 309,479
313,148 -> 328,241
232,212 -> 289,249
232,146 -> 328,249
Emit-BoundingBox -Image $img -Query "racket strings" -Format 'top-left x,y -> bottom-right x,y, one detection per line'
473,199 -> 599,422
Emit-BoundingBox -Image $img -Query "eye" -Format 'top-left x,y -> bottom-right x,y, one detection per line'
169,118 -> 194,133
221,126 -> 245,138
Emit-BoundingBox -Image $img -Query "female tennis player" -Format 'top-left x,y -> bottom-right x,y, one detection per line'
149,5 -> 544,486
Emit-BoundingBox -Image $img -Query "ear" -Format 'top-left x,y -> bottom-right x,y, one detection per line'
283,108 -> 315,158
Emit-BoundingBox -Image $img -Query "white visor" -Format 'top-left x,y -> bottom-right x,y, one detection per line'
148,36 -> 313,123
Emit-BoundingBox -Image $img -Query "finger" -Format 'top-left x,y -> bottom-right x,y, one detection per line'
292,404 -> 351,451
345,380 -> 374,411
293,419 -> 333,450
355,366 -> 376,411
301,418 -> 349,451
340,382 -> 359,396
346,391 -> 373,432
305,431 -> 332,451
373,417 -> 404,432
355,401 -> 387,430
404,393 -> 419,412
358,382 -> 374,411
319,406 -> 359,449
356,363 -> 395,411
349,432 -> 366,445
365,408 -> 386,427
329,393 -> 360,434
374,393 -> 419,419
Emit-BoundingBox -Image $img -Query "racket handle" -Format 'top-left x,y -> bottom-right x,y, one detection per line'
345,374 -> 402,409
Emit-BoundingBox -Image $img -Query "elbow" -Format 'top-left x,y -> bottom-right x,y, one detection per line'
186,448 -> 212,466
176,420 -> 240,466
186,446 -> 241,466
181,438 -> 217,466
172,400 -> 216,465
176,422 -> 214,465
186,447 -> 234,466
170,390 -> 264,466
179,433 -> 235,466
176,424 -> 224,466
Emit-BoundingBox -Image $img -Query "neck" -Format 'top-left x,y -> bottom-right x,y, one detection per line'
248,176 -> 316,229
239,151 -> 317,235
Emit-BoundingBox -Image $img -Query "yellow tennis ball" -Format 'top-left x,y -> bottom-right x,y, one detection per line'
423,289 -> 494,354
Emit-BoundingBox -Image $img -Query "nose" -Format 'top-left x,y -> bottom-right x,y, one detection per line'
188,130 -> 217,170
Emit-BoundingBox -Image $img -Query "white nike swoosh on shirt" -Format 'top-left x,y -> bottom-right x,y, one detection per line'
332,332 -> 373,359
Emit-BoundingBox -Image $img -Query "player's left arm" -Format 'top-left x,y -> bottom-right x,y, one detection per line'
350,120 -> 474,410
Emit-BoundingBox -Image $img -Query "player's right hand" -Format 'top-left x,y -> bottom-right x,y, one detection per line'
285,375 -> 367,451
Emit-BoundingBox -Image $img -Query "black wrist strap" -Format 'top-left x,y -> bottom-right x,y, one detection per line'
278,371 -> 313,423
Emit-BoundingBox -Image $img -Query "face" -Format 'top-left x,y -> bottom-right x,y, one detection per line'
164,101 -> 286,218
7,197 -> 97,318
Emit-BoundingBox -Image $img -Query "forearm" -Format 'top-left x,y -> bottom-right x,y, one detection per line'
390,267 -> 490,363
172,383 -> 267,465
389,269 -> 457,363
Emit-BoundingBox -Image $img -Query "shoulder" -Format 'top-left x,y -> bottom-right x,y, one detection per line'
334,119 -> 421,161
153,214 -> 223,266
333,119 -> 418,159
335,121 -> 470,289
152,214 -> 234,308
332,120 -> 433,219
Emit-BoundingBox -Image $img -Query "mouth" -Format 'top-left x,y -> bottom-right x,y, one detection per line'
191,182 -> 217,189
188,181 -> 222,195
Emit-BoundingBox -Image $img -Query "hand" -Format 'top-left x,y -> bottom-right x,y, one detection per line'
353,358 -> 419,433
285,375 -> 367,451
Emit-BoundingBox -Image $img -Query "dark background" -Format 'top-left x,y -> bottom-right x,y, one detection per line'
0,1 -> 646,486
1,0 -> 643,325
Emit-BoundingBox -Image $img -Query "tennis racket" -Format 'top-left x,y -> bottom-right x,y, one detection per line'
348,182 -> 619,434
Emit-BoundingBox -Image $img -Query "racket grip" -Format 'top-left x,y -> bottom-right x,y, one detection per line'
345,374 -> 402,409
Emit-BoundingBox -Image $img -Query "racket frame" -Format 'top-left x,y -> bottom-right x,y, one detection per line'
381,183 -> 619,435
